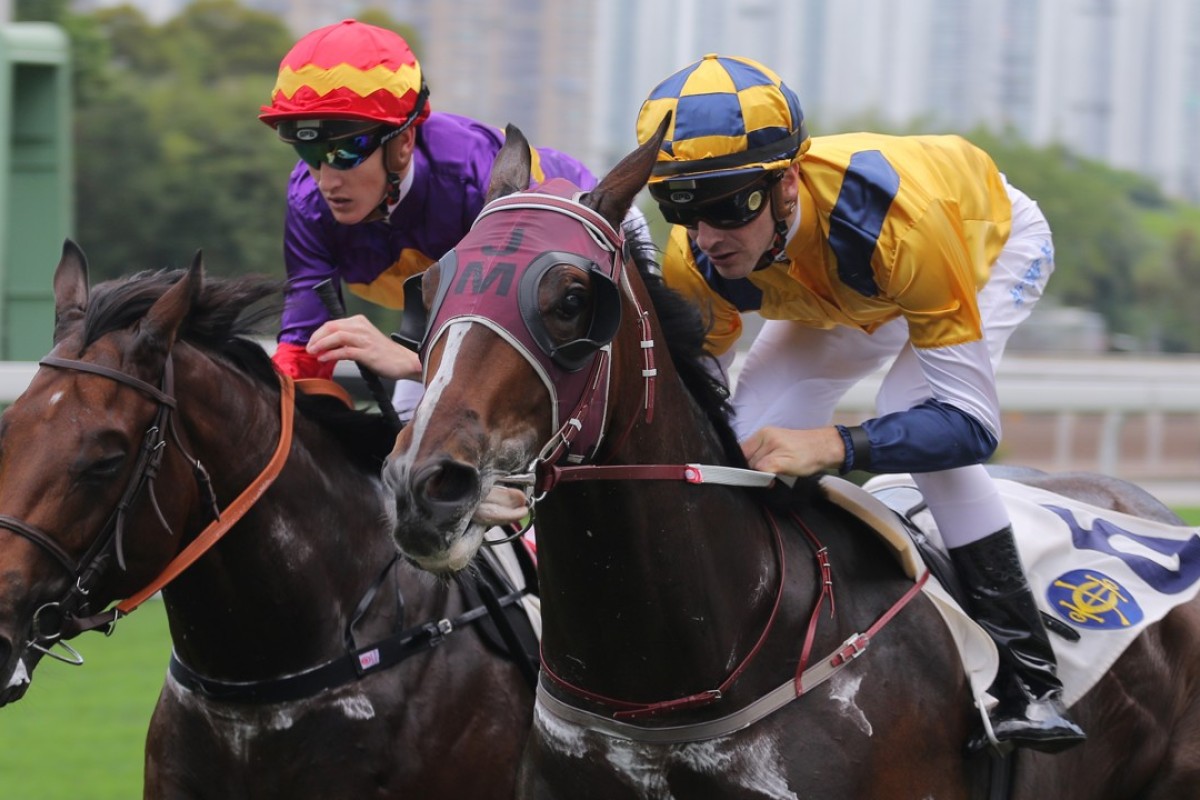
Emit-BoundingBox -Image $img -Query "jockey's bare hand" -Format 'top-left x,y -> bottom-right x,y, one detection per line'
307,314 -> 421,381
740,426 -> 845,477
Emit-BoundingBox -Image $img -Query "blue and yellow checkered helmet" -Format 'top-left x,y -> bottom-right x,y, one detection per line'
636,54 -> 809,184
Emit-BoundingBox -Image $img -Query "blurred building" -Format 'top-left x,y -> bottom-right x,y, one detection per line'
591,0 -> 1200,200
71,0 -> 1200,200
390,0 -> 596,168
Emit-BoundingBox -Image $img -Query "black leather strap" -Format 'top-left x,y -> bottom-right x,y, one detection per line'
846,425 -> 873,472
835,424 -> 873,473
168,587 -> 530,704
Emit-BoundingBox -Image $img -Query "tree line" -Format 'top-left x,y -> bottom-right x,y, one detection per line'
18,0 -> 1200,352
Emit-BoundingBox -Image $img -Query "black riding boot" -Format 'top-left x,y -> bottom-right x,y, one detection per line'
949,527 -> 1087,755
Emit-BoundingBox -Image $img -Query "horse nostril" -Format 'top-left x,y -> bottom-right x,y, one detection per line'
415,459 -> 480,507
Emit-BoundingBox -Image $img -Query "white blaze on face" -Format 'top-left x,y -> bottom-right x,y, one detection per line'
399,322 -> 471,470
392,322 -> 487,573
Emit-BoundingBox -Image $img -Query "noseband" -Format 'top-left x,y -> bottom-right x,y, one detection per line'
0,355 -> 218,659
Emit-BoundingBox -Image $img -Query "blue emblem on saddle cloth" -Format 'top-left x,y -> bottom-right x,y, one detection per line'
1040,504 -> 1200,633
1046,569 -> 1144,630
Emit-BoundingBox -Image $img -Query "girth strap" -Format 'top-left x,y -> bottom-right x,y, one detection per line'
168,585 -> 531,704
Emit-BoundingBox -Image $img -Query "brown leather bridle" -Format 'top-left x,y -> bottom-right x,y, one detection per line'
0,354 -> 294,662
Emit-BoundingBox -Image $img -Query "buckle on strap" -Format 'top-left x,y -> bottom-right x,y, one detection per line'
831,633 -> 870,667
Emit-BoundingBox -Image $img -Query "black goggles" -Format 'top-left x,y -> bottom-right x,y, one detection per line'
289,127 -> 403,171
651,173 -> 780,230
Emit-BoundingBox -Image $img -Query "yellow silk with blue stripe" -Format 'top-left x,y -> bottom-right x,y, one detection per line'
663,133 -> 1012,355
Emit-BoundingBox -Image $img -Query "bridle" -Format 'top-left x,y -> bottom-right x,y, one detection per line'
0,355 -> 198,661
0,353 -> 292,664
394,181 -> 662,544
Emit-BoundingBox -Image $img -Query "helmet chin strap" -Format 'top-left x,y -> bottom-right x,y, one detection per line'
362,142 -> 405,223
754,179 -> 794,271
359,175 -> 400,223
381,169 -> 402,211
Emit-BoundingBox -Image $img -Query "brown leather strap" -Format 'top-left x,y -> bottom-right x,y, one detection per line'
536,463 -> 693,493
294,377 -> 354,409
0,514 -> 77,575
40,356 -> 176,407
114,372 -> 296,613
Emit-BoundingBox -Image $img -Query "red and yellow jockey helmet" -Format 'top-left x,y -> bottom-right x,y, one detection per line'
259,19 -> 430,130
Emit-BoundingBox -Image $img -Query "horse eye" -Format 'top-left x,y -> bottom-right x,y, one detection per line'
556,289 -> 589,320
82,454 -> 125,481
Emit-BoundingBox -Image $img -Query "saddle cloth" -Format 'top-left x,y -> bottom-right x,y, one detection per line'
825,473 -> 1200,708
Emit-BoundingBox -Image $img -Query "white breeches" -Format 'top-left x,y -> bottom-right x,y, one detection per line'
732,181 -> 1054,547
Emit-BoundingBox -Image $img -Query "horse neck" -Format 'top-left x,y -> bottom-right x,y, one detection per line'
159,347 -> 406,676
535,310 -> 791,700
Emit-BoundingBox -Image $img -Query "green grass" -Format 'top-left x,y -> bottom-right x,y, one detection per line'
0,600 -> 169,800
3,507 -> 1200,797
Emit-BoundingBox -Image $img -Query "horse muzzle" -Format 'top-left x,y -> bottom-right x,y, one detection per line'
383,454 -> 486,574
0,629 -> 35,707
0,657 -> 31,707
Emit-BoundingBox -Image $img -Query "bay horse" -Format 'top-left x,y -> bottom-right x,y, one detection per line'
383,120 -> 1200,799
0,243 -> 534,799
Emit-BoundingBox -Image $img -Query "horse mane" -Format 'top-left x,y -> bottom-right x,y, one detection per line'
82,269 -> 397,470
630,251 -> 745,466
632,249 -> 824,505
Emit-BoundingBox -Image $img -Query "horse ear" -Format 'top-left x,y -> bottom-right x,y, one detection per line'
138,250 -> 203,355
53,239 -> 89,338
486,124 -> 533,203
583,112 -> 670,231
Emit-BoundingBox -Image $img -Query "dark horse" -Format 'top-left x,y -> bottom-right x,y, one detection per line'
0,243 -> 533,799
382,120 -> 1200,799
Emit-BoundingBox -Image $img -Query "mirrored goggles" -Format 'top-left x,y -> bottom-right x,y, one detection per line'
291,128 -> 399,171
651,173 -> 779,230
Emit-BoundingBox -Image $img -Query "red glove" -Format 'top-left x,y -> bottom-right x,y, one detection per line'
271,341 -> 335,379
